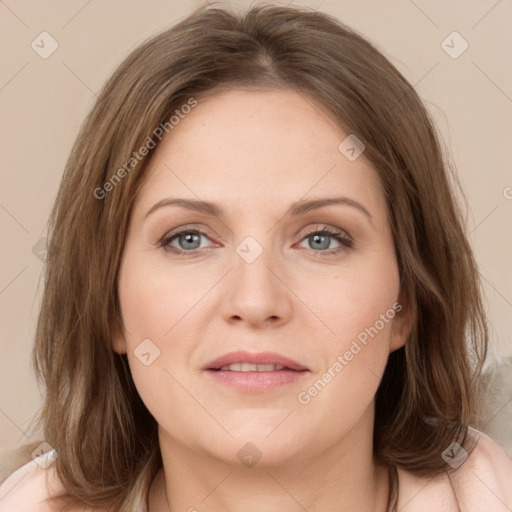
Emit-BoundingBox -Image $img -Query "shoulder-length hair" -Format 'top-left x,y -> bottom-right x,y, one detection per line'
29,3 -> 488,510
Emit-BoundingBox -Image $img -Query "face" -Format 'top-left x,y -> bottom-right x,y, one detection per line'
112,88 -> 411,466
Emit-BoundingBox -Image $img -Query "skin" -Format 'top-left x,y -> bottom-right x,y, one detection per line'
112,88 -> 412,512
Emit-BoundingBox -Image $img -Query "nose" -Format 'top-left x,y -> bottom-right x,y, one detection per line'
219,238 -> 293,329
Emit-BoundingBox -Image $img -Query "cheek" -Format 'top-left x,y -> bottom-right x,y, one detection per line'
117,253 -> 200,341
295,250 -> 400,409
307,250 -> 400,354
116,255 -> 207,424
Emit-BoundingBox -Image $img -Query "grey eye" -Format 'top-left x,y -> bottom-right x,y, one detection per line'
175,232 -> 203,250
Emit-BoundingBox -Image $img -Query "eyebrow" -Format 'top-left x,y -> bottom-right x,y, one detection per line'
144,196 -> 374,226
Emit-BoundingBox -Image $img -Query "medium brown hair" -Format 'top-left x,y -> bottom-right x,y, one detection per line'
25,3 -> 488,510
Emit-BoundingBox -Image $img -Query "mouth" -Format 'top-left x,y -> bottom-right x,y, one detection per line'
203,351 -> 310,392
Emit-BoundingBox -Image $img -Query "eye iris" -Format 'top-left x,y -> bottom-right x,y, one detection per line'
310,233 -> 330,250
179,232 -> 201,250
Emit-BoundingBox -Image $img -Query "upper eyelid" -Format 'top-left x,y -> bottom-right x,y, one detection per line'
163,224 -> 218,241
163,222 -> 349,235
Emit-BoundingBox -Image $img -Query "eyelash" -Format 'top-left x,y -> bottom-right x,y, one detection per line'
158,225 -> 353,257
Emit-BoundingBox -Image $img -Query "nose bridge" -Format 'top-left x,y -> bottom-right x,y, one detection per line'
220,231 -> 292,326
233,232 -> 280,293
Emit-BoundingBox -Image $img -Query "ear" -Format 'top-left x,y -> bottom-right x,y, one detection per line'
389,287 -> 414,353
111,316 -> 128,355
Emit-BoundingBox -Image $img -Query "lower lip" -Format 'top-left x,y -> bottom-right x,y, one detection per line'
204,369 -> 309,392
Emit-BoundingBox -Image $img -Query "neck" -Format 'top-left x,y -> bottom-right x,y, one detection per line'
149,403 -> 390,512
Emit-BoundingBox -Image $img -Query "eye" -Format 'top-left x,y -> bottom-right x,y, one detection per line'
159,228 -> 214,256
296,226 -> 353,255
159,224 -> 353,256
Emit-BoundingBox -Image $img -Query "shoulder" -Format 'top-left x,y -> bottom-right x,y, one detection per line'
396,427 -> 512,512
0,448 -> 95,512
0,447 -> 67,512
448,427 -> 512,511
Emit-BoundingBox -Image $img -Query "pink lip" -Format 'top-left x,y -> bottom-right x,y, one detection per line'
203,350 -> 310,393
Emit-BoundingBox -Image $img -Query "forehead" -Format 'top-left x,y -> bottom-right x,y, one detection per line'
133,88 -> 386,221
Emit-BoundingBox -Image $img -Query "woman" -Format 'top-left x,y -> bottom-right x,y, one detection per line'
1,3 -> 511,511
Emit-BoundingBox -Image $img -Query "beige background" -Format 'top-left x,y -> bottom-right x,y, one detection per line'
0,0 -> 511,452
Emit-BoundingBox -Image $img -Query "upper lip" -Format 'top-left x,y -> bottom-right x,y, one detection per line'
203,350 -> 309,371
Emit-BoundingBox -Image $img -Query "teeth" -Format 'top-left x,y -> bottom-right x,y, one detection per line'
219,363 -> 285,372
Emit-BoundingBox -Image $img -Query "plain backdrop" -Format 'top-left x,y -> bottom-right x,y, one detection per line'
0,0 -> 511,452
